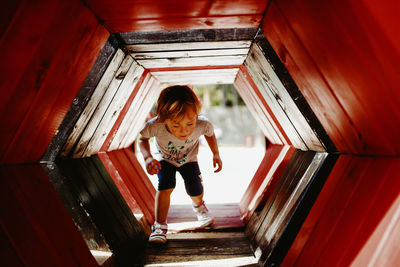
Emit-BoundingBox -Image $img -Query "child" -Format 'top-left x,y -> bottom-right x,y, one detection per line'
139,85 -> 222,244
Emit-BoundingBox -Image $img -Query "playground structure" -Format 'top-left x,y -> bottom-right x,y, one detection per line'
1,1 -> 400,266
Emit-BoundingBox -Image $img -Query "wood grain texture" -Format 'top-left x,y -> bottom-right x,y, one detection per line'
42,34 -> 119,162
235,66 -> 289,146
0,0 -> 109,164
119,28 -> 258,44
0,164 -> 98,266
254,32 -> 336,152
245,44 -> 311,151
56,156 -> 147,265
281,156 -> 400,266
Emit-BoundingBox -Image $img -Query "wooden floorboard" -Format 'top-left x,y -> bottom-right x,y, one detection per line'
167,203 -> 245,233
144,204 -> 257,266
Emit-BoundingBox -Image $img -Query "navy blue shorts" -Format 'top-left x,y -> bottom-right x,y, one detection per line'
157,161 -> 203,196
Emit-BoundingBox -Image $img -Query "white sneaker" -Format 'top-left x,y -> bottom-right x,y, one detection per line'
149,222 -> 168,245
193,202 -> 214,227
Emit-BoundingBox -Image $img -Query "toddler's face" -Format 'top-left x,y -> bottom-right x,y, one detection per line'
164,110 -> 197,140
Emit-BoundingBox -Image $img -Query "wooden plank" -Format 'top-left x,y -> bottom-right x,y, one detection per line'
245,44 -> 309,151
262,2 -> 365,154
119,28 -> 258,44
151,68 -> 239,85
0,164 -> 98,266
239,145 -> 294,223
255,32 -> 337,153
260,152 -> 330,265
2,9 -> 109,163
56,157 -> 147,265
145,231 -> 255,264
127,40 -> 252,52
0,0 -> 92,162
246,150 -> 315,249
130,48 -> 249,59
167,204 -> 244,233
250,41 -> 326,152
108,73 -> 160,151
136,55 -> 247,68
70,55 -> 133,157
293,156 -> 368,266
60,49 -> 126,157
41,34 -> 120,162
82,61 -> 145,157
273,0 -> 400,155
105,15 -> 263,33
42,161 -> 109,251
103,150 -> 156,224
235,67 -> 288,145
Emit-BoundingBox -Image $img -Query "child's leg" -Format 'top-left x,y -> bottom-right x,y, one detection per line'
190,191 -> 204,206
179,162 -> 214,227
155,188 -> 173,223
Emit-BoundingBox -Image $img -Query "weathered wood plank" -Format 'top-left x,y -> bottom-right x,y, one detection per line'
130,48 -> 249,59
56,156 -> 147,265
151,68 -> 239,85
82,61 -> 145,157
119,28 -> 258,44
235,68 -> 286,145
109,73 -> 160,151
127,40 -> 252,52
255,32 -> 337,153
0,164 -> 98,266
70,54 -> 133,157
42,34 -> 119,162
245,45 -> 309,150
60,49 -> 125,157
251,42 -> 325,151
42,161 -> 109,252
145,231 -> 255,265
136,55 -> 247,68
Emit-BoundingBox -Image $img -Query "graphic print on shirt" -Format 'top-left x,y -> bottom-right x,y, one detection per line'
163,141 -> 187,164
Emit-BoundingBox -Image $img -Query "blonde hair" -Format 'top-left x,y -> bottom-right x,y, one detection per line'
156,85 -> 201,122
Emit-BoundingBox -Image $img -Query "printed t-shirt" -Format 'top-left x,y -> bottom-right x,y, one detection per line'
139,116 -> 214,167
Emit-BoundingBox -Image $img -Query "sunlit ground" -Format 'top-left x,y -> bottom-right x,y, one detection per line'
139,145 -> 265,205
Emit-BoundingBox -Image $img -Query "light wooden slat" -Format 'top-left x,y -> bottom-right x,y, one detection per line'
253,43 -> 325,151
119,76 -> 161,149
130,48 -> 249,59
109,74 -> 161,151
70,55 -> 134,157
137,55 -> 246,68
235,69 -> 285,145
151,68 -> 239,85
245,45 -> 309,150
61,49 -> 125,156
263,152 -> 327,243
82,61 -> 145,157
126,40 -> 252,52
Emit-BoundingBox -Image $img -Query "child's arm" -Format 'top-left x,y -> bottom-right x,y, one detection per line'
138,137 -> 161,175
204,133 -> 222,173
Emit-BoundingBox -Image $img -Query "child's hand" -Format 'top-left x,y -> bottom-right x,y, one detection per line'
213,154 -> 222,173
145,157 -> 161,175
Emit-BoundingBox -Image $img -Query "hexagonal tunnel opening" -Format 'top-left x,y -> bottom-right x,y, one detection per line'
38,28 -> 338,266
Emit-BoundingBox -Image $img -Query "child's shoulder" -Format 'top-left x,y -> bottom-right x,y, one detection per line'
197,115 -> 210,123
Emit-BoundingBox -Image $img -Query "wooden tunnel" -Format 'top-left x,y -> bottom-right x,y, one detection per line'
1,0 -> 400,266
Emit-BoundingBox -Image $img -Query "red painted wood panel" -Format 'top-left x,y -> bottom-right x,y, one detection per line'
263,1 -> 400,155
85,0 -> 267,32
99,149 -> 156,225
0,164 -> 97,266
282,155 -> 400,266
0,0 -> 109,164
239,144 -> 294,223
